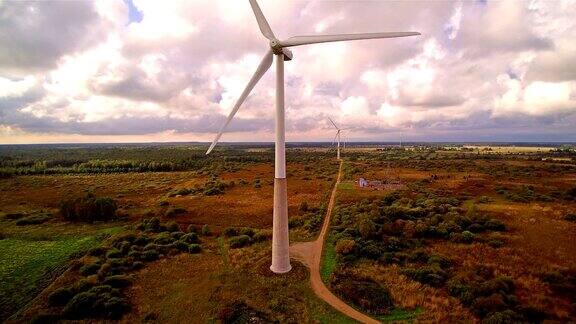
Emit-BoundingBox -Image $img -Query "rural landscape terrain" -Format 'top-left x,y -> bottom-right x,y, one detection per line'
1,142 -> 575,323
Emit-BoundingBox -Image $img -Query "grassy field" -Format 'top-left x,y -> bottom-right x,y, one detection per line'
0,225 -> 122,320
321,236 -> 338,283
1,143 -> 575,322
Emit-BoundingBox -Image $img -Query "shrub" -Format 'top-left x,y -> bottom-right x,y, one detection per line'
164,207 -> 186,218
174,241 -> 189,251
103,297 -> 130,319
229,235 -> 251,248
462,231 -> 475,243
165,221 -> 180,232
133,235 -> 150,246
335,239 -> 355,255
201,224 -> 211,236
482,310 -> 520,324
132,261 -> 144,270
563,213 -> 576,222
62,285 -> 129,320
330,271 -> 394,315
188,244 -> 202,253
288,216 -> 305,227
451,231 -> 475,244
60,195 -> 117,223
154,232 -> 175,245
15,213 -> 52,226
488,239 -> 504,248
63,292 -> 99,319
79,263 -> 101,276
223,227 -> 238,237
218,301 -> 272,323
299,201 -> 309,213
180,233 -> 199,244
485,219 -> 506,231
471,293 -> 507,317
252,230 -> 271,242
5,212 -> 25,220
467,223 -> 485,233
48,287 -> 75,306
239,227 -> 255,237
187,224 -> 198,233
401,266 -> 448,287
106,248 -> 122,259
140,218 -> 161,232
142,250 -> 159,261
102,275 -> 132,288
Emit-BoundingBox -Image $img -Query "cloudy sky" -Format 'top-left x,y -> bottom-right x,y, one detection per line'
1,0 -> 575,144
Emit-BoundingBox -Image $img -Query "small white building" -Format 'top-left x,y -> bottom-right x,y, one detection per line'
358,178 -> 368,187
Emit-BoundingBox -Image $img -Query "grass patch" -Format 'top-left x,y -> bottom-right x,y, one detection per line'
337,182 -> 354,190
378,307 -> 423,322
320,236 -> 338,283
0,227 -> 121,320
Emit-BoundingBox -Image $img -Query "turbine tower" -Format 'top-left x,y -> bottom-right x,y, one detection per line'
206,0 -> 420,274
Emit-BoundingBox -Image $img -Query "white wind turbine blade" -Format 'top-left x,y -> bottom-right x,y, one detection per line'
206,50 -> 273,155
327,117 -> 339,130
281,32 -> 420,47
249,0 -> 275,40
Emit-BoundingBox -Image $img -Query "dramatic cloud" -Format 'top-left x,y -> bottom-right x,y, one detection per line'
1,0 -> 575,144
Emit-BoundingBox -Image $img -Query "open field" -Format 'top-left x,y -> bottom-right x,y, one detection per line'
0,143 -> 575,322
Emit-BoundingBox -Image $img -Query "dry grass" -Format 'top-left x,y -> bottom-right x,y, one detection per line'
354,263 -> 475,322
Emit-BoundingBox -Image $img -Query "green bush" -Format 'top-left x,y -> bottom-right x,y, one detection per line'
485,219 -> 506,231
62,285 -> 129,320
401,266 -> 448,287
223,227 -> 238,237
180,233 -> 199,244
229,235 -> 251,248
188,244 -> 202,254
60,194 -> 117,223
165,221 -> 180,232
299,201 -> 309,213
164,207 -> 186,218
132,261 -> 144,270
63,292 -> 99,319
106,248 -> 122,259
142,250 -> 159,261
488,239 -> 504,248
15,213 -> 52,226
252,231 -> 271,242
153,232 -> 175,245
482,310 -> 520,323
102,275 -> 132,288
201,224 -> 211,236
79,263 -> 101,276
239,227 -> 255,237
48,287 -> 75,306
139,218 -> 161,232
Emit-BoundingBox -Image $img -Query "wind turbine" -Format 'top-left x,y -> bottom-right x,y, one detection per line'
328,117 -> 348,160
205,0 -> 420,274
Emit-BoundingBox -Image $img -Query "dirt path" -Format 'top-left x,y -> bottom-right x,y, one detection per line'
290,161 -> 380,324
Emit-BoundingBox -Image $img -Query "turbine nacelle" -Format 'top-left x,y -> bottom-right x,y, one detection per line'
269,39 -> 293,61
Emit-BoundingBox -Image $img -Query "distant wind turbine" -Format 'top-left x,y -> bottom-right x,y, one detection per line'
328,117 -> 351,160
205,0 -> 420,274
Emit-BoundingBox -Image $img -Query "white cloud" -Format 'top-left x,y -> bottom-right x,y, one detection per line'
1,0 -> 576,142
